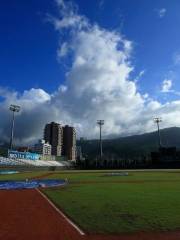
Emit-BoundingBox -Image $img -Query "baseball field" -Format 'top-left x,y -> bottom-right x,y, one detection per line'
1,170 -> 180,240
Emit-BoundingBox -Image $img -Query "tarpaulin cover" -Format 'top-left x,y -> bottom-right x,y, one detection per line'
0,179 -> 66,190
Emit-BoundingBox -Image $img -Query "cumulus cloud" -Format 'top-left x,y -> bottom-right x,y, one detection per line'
48,0 -> 88,30
0,0 -> 180,145
48,0 -> 147,138
0,88 -> 54,144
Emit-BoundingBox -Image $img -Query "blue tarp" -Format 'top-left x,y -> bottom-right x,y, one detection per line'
0,179 -> 66,190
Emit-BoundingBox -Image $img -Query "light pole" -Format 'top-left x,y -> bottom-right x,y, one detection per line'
154,117 -> 162,148
9,104 -> 20,150
97,120 -> 104,164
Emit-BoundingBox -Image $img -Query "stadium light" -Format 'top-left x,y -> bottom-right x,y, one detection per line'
97,120 -> 104,164
9,104 -> 20,150
154,117 -> 162,148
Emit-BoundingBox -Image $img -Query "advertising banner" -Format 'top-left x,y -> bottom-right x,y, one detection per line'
8,150 -> 40,160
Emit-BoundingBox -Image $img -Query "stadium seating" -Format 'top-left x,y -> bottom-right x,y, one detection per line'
0,156 -> 71,167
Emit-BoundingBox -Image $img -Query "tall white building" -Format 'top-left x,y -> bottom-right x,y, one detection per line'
34,139 -> 51,155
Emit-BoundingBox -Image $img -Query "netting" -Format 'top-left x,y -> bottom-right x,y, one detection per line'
0,179 -> 66,190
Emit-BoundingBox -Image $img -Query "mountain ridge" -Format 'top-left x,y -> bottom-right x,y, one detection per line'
79,127 -> 180,158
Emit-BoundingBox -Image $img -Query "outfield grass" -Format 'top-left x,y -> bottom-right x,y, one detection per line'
0,170 -> 49,181
1,170 -> 180,234
44,170 -> 180,234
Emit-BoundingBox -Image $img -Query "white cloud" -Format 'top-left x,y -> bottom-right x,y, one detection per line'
0,88 -> 54,144
161,79 -> 173,93
52,23 -> 146,137
48,0 -> 88,30
173,53 -> 180,65
58,85 -> 68,92
157,8 -> 167,18
134,69 -> 145,83
57,42 -> 69,57
1,0 -> 180,145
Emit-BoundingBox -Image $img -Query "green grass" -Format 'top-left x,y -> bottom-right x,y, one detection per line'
43,170 -> 180,234
2,169 -> 180,234
0,170 -> 49,180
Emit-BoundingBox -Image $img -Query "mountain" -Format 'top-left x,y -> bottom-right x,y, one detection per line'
78,127 -> 180,159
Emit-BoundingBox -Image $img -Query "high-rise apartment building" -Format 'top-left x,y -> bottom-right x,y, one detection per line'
62,125 -> 76,161
44,122 -> 63,156
34,139 -> 51,156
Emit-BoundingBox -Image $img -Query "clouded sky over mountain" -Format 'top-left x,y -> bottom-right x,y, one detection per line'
1,0 -> 180,144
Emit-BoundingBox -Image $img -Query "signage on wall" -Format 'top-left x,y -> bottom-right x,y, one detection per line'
8,150 -> 40,160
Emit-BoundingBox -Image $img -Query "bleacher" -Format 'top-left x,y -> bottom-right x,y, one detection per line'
0,156 -> 71,167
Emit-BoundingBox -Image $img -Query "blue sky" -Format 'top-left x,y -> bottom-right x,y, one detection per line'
1,0 -> 180,143
0,1 -> 61,93
1,0 -> 180,98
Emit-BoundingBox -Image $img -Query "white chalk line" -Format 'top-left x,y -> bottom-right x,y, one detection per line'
36,188 -> 85,236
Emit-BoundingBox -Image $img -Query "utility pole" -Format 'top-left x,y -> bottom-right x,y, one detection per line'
154,117 -> 162,148
97,120 -> 104,165
9,104 -> 20,150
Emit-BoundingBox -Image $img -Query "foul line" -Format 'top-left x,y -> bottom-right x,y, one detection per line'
36,188 -> 85,236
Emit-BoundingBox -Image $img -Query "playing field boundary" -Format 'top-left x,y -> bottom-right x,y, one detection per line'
36,188 -> 85,236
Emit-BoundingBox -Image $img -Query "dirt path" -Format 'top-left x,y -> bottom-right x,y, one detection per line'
1,188 -> 180,240
0,189 -> 81,240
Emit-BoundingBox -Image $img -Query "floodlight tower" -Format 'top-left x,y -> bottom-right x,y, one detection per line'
97,120 -> 104,162
154,117 -> 162,148
9,104 -> 20,150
